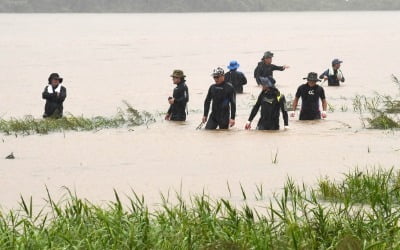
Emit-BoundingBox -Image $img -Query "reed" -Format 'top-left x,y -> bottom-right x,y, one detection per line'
1,167 -> 400,249
0,101 -> 155,135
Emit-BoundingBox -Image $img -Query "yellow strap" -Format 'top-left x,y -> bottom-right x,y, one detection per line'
277,94 -> 282,102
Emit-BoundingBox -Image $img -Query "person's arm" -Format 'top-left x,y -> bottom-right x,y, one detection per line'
42,86 -> 55,100
58,87 -> 66,103
203,86 -> 212,118
280,95 -> 289,126
322,99 -> 327,111
292,97 -> 299,112
229,87 -> 236,120
319,70 -> 328,79
240,72 -> 247,86
292,86 -> 302,112
254,63 -> 262,85
248,92 -> 262,122
272,64 -> 289,71
340,71 -> 345,82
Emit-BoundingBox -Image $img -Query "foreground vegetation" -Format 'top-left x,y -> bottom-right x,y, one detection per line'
0,167 -> 399,249
0,101 -> 155,135
1,0 -> 400,12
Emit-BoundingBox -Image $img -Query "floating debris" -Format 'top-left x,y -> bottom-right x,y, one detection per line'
5,152 -> 14,159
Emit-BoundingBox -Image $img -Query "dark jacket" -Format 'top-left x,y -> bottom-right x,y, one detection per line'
254,62 -> 285,85
42,84 -> 67,118
319,69 -> 345,86
248,88 -> 288,130
224,70 -> 247,93
167,81 -> 189,121
204,81 -> 236,120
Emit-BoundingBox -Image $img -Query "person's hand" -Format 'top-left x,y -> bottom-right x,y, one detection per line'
229,119 -> 235,127
290,111 -> 296,118
283,65 -> 290,69
323,76 -> 328,81
165,114 -> 170,120
202,116 -> 207,124
284,126 -> 290,130
168,98 -> 175,105
321,111 -> 327,119
245,121 -> 251,130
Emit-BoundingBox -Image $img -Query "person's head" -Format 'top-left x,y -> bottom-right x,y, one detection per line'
262,51 -> 274,64
259,76 -> 274,91
170,69 -> 186,84
48,73 -> 63,87
332,58 -> 343,70
227,60 -> 240,71
303,72 -> 321,87
211,67 -> 225,84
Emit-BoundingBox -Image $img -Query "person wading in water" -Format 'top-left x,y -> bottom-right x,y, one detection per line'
42,73 -> 67,118
165,69 -> 189,121
202,67 -> 236,130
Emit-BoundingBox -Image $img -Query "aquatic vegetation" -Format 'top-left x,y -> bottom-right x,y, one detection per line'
353,75 -> 400,129
1,168 -> 400,249
0,101 -> 155,135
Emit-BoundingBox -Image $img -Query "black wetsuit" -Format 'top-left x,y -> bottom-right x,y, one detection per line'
204,81 -> 236,129
42,84 -> 67,118
295,83 -> 326,120
248,88 -> 288,130
254,62 -> 285,85
319,69 -> 345,86
167,81 -> 189,121
224,70 -> 247,94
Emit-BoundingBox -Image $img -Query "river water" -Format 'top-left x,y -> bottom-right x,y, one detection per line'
0,12 -> 400,209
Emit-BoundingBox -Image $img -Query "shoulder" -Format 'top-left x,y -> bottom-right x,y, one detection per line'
225,82 -> 234,89
298,84 -> 307,90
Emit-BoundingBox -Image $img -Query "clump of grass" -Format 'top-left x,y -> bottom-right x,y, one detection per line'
318,167 -> 400,205
0,101 -> 155,135
1,168 -> 400,249
353,75 -> 400,129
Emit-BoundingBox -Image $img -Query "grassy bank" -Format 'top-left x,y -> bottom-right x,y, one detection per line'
1,167 -> 399,249
0,101 -> 155,136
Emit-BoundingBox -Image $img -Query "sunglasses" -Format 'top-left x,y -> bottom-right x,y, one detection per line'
213,75 -> 222,79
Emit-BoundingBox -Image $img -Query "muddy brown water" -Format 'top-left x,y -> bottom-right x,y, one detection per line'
1,12 -> 400,209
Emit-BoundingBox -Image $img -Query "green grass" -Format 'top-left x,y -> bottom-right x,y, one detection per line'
353,75 -> 400,129
0,101 -> 155,136
1,167 -> 400,249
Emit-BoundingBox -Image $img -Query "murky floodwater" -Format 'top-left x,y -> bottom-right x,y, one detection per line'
1,12 -> 400,209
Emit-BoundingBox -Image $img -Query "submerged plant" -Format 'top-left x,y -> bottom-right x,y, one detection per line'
353,75 -> 400,129
0,101 -> 155,135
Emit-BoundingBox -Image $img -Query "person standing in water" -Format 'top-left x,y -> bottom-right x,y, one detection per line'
165,69 -> 189,121
202,67 -> 236,130
319,58 -> 345,86
245,76 -> 288,130
42,73 -> 67,118
254,51 -> 289,86
291,72 -> 327,120
224,60 -> 247,94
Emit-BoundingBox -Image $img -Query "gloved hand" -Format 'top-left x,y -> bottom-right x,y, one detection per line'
321,111 -> 327,119
245,121 -> 251,130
